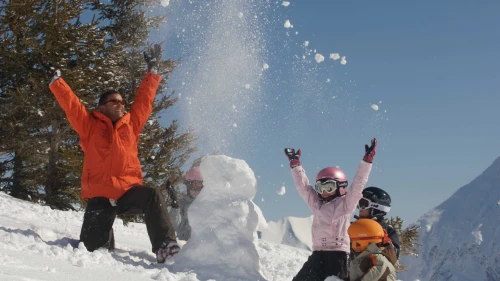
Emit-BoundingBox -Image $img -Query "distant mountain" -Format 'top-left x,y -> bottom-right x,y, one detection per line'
400,156 -> 500,281
259,215 -> 313,251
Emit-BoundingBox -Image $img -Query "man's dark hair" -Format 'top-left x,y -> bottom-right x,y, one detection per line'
98,90 -> 121,105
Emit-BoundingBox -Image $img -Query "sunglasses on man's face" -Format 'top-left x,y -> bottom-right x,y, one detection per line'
102,99 -> 125,105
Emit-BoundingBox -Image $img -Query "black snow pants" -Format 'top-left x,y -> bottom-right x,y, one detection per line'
79,185 -> 176,253
292,251 -> 349,281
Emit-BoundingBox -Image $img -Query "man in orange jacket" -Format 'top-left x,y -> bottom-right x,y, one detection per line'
47,44 -> 178,263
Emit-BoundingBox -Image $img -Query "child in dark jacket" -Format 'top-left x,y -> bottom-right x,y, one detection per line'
356,186 -> 400,259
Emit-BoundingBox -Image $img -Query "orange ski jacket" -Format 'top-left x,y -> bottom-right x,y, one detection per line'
49,72 -> 162,200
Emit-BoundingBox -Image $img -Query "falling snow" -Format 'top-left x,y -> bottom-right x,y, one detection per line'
276,186 -> 286,195
340,56 -> 347,65
330,53 -> 340,60
315,54 -> 324,63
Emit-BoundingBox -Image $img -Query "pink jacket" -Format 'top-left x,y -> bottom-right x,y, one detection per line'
291,160 -> 372,252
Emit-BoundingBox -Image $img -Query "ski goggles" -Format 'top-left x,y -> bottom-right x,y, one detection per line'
357,197 -> 391,212
187,181 -> 204,191
315,179 -> 348,194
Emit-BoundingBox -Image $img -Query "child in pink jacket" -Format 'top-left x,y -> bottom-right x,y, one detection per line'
284,138 -> 377,281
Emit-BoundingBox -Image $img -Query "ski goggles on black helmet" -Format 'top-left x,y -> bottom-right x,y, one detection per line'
357,197 -> 391,212
315,179 -> 348,194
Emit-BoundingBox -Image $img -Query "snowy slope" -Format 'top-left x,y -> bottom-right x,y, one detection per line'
0,192 -> 316,281
259,215 -> 313,251
400,156 -> 500,281
0,154 -> 346,281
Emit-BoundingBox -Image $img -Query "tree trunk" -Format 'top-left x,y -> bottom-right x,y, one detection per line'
45,120 -> 61,209
10,153 -> 27,200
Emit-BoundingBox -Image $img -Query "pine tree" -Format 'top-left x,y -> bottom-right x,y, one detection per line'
386,216 -> 422,271
0,0 -> 196,211
0,0 -> 129,209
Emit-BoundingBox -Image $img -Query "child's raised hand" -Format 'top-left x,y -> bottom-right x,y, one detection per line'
165,180 -> 179,209
284,148 -> 301,168
363,138 -> 377,163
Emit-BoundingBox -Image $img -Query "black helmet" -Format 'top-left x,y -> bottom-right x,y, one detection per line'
359,186 -> 392,218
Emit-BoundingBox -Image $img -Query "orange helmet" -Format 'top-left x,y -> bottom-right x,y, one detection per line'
348,218 -> 385,253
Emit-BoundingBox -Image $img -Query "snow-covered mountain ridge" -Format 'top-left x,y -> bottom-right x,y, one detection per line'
259,215 -> 313,251
400,156 -> 500,281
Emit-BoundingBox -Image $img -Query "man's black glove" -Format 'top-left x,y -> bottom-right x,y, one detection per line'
42,62 -> 61,85
143,44 -> 162,74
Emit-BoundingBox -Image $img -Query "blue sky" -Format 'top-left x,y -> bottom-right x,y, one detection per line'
149,0 -> 500,227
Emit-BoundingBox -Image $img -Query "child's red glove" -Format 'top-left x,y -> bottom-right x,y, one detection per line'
284,148 -> 301,168
363,138 -> 377,163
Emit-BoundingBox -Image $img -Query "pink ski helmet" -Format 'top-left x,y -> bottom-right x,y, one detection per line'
316,167 -> 347,182
185,166 -> 203,182
315,167 -> 348,198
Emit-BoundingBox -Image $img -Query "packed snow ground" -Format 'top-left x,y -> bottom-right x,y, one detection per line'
0,155 -> 344,281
